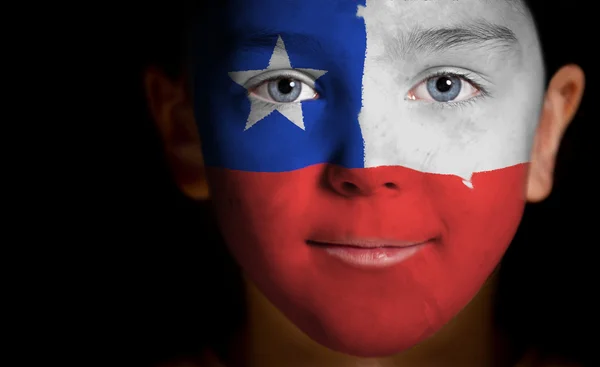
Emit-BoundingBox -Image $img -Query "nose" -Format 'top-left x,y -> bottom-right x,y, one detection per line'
326,165 -> 400,197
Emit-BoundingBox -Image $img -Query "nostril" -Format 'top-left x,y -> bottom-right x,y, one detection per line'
384,182 -> 398,189
341,181 -> 359,192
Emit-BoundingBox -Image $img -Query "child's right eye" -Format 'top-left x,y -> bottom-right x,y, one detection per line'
248,76 -> 319,105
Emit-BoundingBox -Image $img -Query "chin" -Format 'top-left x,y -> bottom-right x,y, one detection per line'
246,239 -> 499,357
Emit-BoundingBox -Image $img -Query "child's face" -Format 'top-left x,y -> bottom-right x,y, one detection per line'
194,0 -> 544,357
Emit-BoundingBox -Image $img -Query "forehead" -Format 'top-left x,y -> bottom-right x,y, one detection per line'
218,0 -> 543,77
223,0 -> 536,42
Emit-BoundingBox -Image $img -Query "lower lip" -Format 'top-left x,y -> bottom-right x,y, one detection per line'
319,243 -> 427,268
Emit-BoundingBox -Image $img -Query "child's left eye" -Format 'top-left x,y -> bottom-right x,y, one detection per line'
407,73 -> 481,103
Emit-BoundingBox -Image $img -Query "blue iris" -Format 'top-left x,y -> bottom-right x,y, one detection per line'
426,75 -> 461,102
268,78 -> 302,103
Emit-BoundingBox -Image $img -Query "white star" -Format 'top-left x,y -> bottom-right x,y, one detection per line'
228,36 -> 328,130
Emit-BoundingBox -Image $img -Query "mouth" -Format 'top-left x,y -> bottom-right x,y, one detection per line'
306,238 -> 433,268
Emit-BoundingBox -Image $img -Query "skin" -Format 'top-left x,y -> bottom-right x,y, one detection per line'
144,0 -> 585,365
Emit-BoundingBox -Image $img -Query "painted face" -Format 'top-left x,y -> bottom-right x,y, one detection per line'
193,0 -> 545,357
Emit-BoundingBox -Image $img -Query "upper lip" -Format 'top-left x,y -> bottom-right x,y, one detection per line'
306,238 -> 429,249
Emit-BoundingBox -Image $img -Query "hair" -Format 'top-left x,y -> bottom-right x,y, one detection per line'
133,1 -> 591,366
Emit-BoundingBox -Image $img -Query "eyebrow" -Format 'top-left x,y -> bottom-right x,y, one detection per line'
399,19 -> 520,57
235,30 -> 325,54
235,19 -> 520,58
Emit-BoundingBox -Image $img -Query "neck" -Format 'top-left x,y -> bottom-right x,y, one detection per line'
228,270 -> 513,367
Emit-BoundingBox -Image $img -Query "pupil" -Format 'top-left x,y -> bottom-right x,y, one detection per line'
278,79 -> 295,94
436,77 -> 452,93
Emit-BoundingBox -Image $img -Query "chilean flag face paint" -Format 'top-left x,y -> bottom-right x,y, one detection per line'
193,0 -> 545,357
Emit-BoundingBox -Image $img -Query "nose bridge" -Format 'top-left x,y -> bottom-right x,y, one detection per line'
326,165 -> 400,197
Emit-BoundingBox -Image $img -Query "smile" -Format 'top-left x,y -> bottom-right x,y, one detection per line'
306,238 -> 432,268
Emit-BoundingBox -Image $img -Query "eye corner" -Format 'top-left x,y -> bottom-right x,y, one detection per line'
405,90 -> 417,101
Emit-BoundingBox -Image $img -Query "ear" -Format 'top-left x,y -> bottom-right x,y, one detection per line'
526,64 -> 585,203
144,67 -> 210,200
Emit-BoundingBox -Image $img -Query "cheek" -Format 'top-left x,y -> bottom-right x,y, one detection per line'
207,167 -> 315,233
430,163 -> 528,275
206,167 -> 318,272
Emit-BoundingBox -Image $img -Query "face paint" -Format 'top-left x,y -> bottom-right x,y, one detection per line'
193,0 -> 545,357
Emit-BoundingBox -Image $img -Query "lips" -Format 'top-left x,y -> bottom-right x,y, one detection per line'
307,238 -> 425,248
306,238 -> 433,268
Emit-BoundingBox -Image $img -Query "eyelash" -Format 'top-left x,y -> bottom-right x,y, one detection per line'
246,70 -> 316,91
416,70 -> 490,110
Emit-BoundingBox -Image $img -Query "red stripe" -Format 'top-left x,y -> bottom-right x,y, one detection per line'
207,162 -> 528,356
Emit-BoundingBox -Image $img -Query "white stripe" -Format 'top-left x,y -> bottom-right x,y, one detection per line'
356,0 -> 544,181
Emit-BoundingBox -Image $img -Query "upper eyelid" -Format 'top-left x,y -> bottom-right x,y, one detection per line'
244,69 -> 317,89
417,72 -> 476,87
411,66 -> 490,86
413,71 -> 490,97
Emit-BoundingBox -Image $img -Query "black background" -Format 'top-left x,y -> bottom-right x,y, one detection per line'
86,1 -> 597,366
